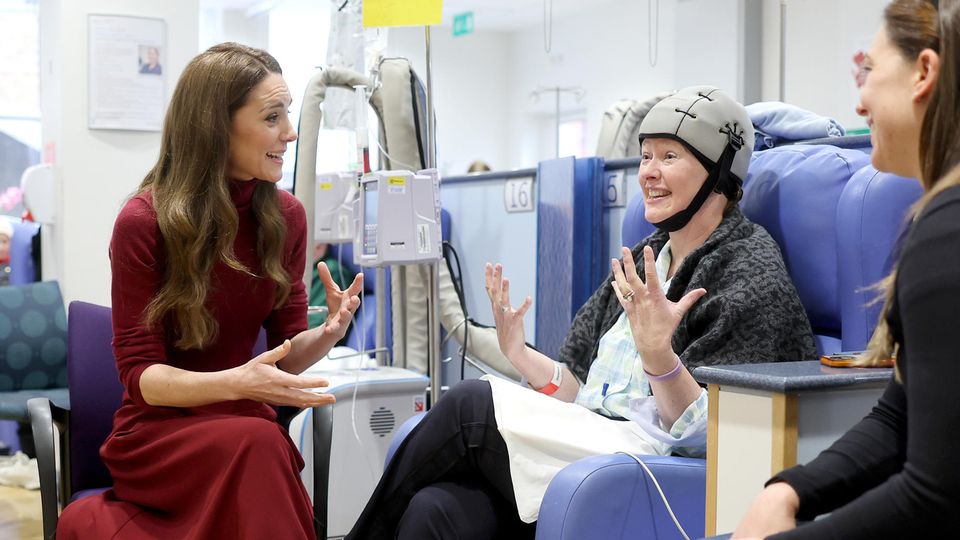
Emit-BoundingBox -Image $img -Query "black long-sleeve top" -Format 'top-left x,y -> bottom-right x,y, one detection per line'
769,185 -> 960,539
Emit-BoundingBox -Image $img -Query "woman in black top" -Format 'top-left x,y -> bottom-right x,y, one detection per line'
733,1 -> 960,537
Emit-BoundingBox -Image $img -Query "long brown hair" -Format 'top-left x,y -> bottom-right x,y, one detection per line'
861,0 -> 959,366
140,43 -> 292,350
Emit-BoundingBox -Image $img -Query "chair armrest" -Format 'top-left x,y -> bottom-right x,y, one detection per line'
537,453 -> 706,540
384,412 -> 426,469
28,396 -> 70,540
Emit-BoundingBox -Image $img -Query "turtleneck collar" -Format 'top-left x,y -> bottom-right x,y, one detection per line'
229,178 -> 258,208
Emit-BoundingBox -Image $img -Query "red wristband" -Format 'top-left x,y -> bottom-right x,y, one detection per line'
537,362 -> 563,395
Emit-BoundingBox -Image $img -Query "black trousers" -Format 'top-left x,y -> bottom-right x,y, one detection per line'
346,379 -> 536,540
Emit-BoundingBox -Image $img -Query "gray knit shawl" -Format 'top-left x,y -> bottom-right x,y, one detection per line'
558,208 -> 816,383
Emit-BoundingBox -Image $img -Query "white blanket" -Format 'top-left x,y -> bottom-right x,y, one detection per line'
483,375 -> 666,522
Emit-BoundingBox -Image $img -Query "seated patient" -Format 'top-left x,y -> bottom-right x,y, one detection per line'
346,86 -> 817,540
55,43 -> 363,539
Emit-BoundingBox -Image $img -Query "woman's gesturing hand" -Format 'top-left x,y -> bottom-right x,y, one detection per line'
731,482 -> 800,538
231,340 -> 336,407
485,262 -> 533,363
318,261 -> 363,340
611,246 -> 706,361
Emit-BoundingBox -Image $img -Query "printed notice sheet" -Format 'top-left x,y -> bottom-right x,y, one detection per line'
88,15 -> 166,131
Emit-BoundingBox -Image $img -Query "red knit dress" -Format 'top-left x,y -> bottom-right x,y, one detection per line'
57,179 -> 315,539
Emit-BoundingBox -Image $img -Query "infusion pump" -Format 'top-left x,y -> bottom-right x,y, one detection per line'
314,171 -> 359,244
353,169 -> 443,267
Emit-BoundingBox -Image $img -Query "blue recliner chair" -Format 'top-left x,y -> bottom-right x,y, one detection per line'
537,145 -> 919,540
0,218 -> 44,451
385,145 -> 921,539
5,217 -> 41,285
0,281 -> 69,424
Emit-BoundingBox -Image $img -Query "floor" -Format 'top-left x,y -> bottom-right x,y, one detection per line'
0,486 -> 42,540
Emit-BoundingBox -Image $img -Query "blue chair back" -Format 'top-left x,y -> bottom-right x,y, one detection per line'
5,218 -> 40,285
620,145 -> 918,355
620,192 -> 657,263
836,166 -> 921,351
741,145 -> 872,353
0,281 -> 67,392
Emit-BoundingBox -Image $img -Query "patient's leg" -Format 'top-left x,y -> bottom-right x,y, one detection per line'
396,480 -> 535,540
346,379 -> 520,539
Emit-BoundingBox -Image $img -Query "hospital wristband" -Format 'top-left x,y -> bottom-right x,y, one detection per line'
536,361 -> 563,395
643,356 -> 684,382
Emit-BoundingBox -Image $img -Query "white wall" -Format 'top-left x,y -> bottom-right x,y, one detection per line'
503,1 -> 678,168
39,0 -> 199,306
384,0 -> 884,172
384,27 -> 513,175
385,0 -> 757,171
673,0 -> 745,99
37,0 -> 889,306
762,0 -> 885,131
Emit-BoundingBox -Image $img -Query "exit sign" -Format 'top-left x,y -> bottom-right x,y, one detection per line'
453,12 -> 474,37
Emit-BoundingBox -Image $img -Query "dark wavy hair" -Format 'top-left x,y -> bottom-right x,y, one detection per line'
139,42 -> 292,350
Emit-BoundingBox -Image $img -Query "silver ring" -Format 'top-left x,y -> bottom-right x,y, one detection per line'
500,304 -> 510,313
622,290 -> 636,302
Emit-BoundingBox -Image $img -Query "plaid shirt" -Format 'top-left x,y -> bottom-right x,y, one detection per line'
574,240 -> 709,456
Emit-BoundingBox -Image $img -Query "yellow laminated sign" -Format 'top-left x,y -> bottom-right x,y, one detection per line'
363,0 -> 442,28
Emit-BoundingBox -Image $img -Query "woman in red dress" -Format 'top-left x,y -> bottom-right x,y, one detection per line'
57,42 -> 362,539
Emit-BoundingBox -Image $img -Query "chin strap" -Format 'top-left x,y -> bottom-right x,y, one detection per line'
651,125 -> 745,232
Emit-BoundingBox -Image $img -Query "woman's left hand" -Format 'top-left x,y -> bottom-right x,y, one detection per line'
317,261 -> 363,340
611,246 -> 706,362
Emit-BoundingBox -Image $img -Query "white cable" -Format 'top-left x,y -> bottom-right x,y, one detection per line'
543,0 -> 553,53
648,0 -> 660,68
350,265 -> 366,445
373,138 -> 419,171
440,317 -> 467,348
352,77 -> 420,172
615,451 -> 691,540
349,262 -> 379,485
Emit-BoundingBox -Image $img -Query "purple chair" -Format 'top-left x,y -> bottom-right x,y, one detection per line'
27,302 -> 316,538
29,301 -> 119,538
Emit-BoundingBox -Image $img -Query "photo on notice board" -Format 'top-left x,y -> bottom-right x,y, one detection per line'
138,45 -> 162,75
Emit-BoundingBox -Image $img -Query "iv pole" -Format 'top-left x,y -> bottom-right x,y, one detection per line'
424,26 -> 442,407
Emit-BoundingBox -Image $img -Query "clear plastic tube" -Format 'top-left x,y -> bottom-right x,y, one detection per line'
353,84 -> 370,173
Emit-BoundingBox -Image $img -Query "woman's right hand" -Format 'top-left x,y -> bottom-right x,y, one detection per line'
731,482 -> 800,538
485,262 -> 533,363
229,340 -> 337,408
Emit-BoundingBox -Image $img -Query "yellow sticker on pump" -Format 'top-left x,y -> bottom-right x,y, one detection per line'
387,176 -> 407,186
318,182 -> 333,190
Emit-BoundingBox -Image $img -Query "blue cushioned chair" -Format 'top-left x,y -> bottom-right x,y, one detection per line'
384,145 -> 921,539
537,145 -> 919,540
0,219 -> 44,450
0,281 -> 68,423
4,217 -> 41,285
